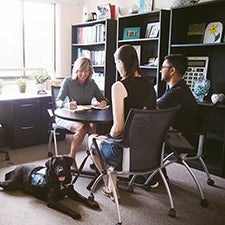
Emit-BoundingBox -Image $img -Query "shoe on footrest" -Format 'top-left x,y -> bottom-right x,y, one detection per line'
102,187 -> 121,202
133,175 -> 159,189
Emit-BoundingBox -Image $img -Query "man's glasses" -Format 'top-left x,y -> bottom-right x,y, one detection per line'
160,66 -> 172,70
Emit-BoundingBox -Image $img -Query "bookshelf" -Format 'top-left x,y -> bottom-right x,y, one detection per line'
71,19 -> 117,100
168,1 -> 225,177
117,10 -> 170,98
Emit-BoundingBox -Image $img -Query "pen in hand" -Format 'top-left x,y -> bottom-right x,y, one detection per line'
69,98 -> 77,110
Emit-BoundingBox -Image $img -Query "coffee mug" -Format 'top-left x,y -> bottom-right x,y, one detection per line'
85,12 -> 97,22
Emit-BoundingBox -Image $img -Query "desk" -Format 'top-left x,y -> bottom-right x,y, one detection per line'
54,108 -> 113,123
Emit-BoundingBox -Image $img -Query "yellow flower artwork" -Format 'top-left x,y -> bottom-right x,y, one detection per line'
203,22 -> 223,43
208,23 -> 220,42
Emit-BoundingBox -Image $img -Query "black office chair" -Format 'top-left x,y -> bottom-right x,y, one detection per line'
88,106 -> 181,224
47,85 -> 74,156
0,123 -> 10,161
163,103 -> 219,208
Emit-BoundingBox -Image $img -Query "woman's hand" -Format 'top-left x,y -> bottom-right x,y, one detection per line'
97,100 -> 107,108
69,101 -> 77,110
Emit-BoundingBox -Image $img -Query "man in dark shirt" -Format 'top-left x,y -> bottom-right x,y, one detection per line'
157,54 -> 199,133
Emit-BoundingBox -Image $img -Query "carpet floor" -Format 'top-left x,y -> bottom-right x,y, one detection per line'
0,136 -> 225,225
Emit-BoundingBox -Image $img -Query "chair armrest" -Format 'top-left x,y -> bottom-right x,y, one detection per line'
47,109 -> 54,118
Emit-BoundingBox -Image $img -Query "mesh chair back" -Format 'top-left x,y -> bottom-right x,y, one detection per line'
123,106 -> 180,172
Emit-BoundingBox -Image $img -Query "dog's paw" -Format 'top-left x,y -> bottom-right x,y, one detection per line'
88,200 -> 100,210
71,211 -> 81,220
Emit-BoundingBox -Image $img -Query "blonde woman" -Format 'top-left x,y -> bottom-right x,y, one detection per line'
56,56 -> 108,169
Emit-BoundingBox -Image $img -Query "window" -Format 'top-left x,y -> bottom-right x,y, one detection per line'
0,0 -> 55,79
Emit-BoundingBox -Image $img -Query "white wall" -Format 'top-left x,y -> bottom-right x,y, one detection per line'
55,3 -> 83,78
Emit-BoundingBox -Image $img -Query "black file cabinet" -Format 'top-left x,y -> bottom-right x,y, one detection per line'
0,95 -> 52,149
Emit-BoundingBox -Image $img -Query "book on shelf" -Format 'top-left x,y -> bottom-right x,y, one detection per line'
77,48 -> 105,65
77,24 -> 105,44
186,23 -> 206,44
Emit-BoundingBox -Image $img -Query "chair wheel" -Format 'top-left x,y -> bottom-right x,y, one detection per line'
116,223 -> 122,225
48,152 -> 53,157
169,208 -> 176,217
207,178 -> 214,186
88,194 -> 94,202
200,199 -> 208,207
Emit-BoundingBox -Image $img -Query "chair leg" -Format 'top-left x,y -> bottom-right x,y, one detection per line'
159,169 -> 176,217
198,157 -> 214,186
108,171 -> 122,225
53,130 -> 58,156
145,167 -> 176,218
182,160 -> 208,207
48,131 -> 54,157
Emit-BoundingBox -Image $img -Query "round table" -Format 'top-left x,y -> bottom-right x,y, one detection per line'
54,107 -> 113,123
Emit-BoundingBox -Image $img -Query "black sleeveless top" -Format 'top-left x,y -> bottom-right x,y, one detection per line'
121,76 -> 156,120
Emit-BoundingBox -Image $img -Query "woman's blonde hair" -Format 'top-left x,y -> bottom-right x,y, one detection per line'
72,56 -> 94,81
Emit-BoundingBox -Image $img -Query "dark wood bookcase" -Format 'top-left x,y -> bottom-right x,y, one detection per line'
168,1 -> 225,177
117,10 -> 170,98
71,19 -> 117,101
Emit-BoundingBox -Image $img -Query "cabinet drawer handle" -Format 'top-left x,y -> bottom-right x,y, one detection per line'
21,126 -> 35,130
21,103 -> 35,107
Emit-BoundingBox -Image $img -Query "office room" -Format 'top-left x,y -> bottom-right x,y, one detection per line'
0,0 -> 225,224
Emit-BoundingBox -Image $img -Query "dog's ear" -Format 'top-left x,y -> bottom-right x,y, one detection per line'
63,156 -> 73,167
45,157 -> 55,169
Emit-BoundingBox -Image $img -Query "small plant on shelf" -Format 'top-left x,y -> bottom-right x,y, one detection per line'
16,78 -> 27,93
29,70 -> 49,94
29,70 -> 49,84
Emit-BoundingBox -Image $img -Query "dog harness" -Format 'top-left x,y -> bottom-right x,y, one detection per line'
31,167 -> 47,187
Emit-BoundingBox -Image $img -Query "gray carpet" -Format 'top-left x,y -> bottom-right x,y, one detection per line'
0,136 -> 225,225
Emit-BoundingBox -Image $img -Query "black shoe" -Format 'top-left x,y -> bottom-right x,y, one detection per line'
133,175 -> 159,189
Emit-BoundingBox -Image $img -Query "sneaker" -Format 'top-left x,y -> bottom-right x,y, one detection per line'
102,187 -> 121,202
133,175 -> 159,189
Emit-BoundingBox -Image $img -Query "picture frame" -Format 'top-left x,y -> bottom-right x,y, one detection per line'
145,22 -> 160,38
186,22 -> 206,43
123,27 -> 141,40
96,4 -> 111,20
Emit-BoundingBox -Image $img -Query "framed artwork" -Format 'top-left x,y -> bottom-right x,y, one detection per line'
123,27 -> 141,40
145,22 -> 160,38
203,22 -> 223,43
186,23 -> 206,43
97,4 -> 111,20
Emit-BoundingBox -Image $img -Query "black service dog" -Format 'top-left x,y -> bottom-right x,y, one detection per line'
0,155 -> 99,219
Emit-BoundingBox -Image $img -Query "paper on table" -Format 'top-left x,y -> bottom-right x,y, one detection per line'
63,105 -> 92,112
74,105 -> 92,112
91,105 -> 110,110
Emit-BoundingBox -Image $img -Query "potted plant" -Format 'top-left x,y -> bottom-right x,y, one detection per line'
16,78 -> 27,93
29,70 -> 49,94
0,79 -> 3,94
